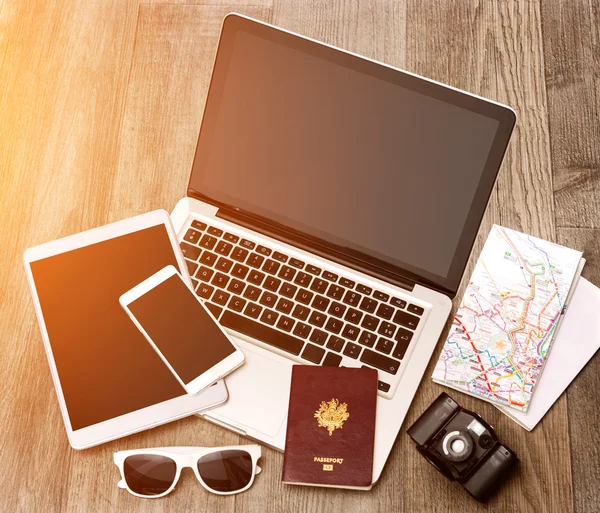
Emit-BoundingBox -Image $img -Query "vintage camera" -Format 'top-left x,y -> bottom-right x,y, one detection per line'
407,393 -> 518,502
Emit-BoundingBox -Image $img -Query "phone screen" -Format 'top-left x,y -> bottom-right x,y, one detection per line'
128,273 -> 236,384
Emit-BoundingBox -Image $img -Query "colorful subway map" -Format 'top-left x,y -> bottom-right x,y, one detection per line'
432,225 -> 583,412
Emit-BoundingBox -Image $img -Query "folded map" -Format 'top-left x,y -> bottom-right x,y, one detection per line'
432,225 -> 583,412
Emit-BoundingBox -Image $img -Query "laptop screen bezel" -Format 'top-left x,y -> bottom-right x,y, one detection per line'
187,14 -> 516,297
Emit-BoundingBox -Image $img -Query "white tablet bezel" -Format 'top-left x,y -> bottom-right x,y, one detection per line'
120,265 -> 245,395
23,209 -> 228,449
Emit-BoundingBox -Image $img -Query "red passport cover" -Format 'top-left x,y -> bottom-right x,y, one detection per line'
282,366 -> 378,488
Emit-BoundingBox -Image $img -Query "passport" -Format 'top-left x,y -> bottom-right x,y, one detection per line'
282,365 -> 378,489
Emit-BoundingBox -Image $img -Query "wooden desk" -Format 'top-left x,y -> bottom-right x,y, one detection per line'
1,1 -> 598,512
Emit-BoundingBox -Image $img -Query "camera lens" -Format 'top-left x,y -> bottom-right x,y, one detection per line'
442,430 -> 474,462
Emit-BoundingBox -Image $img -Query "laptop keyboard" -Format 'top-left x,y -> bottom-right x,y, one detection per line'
180,219 -> 426,397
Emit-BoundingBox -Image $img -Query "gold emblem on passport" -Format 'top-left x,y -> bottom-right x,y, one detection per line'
314,398 -> 349,436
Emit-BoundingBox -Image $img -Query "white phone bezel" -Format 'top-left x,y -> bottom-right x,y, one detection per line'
120,265 -> 245,395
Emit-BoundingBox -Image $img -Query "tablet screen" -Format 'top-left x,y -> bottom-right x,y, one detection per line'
30,224 -> 187,430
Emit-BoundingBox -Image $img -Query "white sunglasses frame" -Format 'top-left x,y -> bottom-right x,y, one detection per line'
114,445 -> 262,498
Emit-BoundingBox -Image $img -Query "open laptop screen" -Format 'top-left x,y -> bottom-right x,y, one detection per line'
189,15 -> 515,295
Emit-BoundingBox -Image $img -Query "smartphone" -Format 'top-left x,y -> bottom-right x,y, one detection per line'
119,265 -> 245,395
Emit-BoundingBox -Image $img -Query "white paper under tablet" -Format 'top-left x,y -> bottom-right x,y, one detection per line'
29,224 -> 199,431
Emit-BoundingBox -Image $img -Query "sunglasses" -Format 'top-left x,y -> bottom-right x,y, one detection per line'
114,445 -> 262,498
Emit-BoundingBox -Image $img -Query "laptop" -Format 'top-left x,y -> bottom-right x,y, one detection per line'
170,13 -> 516,484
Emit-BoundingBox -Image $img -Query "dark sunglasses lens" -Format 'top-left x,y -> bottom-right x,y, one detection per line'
123,454 -> 177,496
197,450 -> 253,493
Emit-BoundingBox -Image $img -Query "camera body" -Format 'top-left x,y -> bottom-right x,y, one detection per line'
407,392 -> 518,502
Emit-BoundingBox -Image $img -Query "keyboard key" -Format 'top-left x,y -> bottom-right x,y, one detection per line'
180,242 -> 201,260
310,278 -> 328,294
393,337 -> 411,360
221,310 -> 304,355
291,304 -> 310,321
240,239 -> 255,250
191,220 -> 207,231
374,291 -> 390,302
264,276 -> 282,292
322,271 -> 338,282
294,272 -> 312,288
276,315 -> 294,332
306,264 -> 321,275
184,228 -> 202,244
224,232 -> 239,243
289,258 -> 305,269
378,321 -> 396,338
375,337 -> 394,355
196,283 -> 214,299
296,289 -> 314,305
311,295 -> 330,311
293,322 -> 311,339
344,308 -> 363,325
231,263 -> 249,279
215,257 -> 233,273
280,283 -> 298,299
275,298 -> 294,314
207,226 -> 223,237
327,301 -> 346,318
272,251 -> 288,262
257,245 -> 272,256
243,285 -> 262,302
325,318 -> 343,334
228,296 -> 246,312
227,278 -> 245,295
378,381 -> 390,393
213,290 -> 230,306
211,272 -> 230,289
301,344 -> 325,364
326,336 -> 345,352
326,284 -> 344,300
391,297 -> 407,309
262,259 -> 281,275
408,304 -> 425,315
196,266 -> 215,282
356,284 -> 372,295
260,309 -> 279,326
343,290 -> 361,307
361,314 -> 379,331
340,278 -> 355,289
343,342 -> 361,359
278,265 -> 296,281
247,270 -> 265,286
215,240 -> 233,256
358,331 -> 377,348
199,251 -> 217,266
376,304 -> 394,320
259,291 -> 277,308
393,310 -> 420,330
395,327 -> 413,344
323,352 -> 342,366
231,247 -> 249,262
341,324 -> 360,341
243,302 -> 263,319
199,234 -> 217,250
360,349 -> 400,375
309,329 -> 328,345
186,260 -> 198,275
359,297 -> 378,313
308,311 -> 326,328
247,253 -> 265,268
205,302 -> 223,318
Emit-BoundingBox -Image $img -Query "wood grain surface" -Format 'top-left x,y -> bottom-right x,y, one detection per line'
1,1 -> 599,512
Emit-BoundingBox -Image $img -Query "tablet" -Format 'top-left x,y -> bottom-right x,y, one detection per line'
23,210 -> 228,449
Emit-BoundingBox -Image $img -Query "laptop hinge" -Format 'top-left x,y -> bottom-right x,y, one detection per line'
216,209 -> 416,292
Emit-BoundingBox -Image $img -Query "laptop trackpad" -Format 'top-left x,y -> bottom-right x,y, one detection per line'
208,340 -> 292,438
